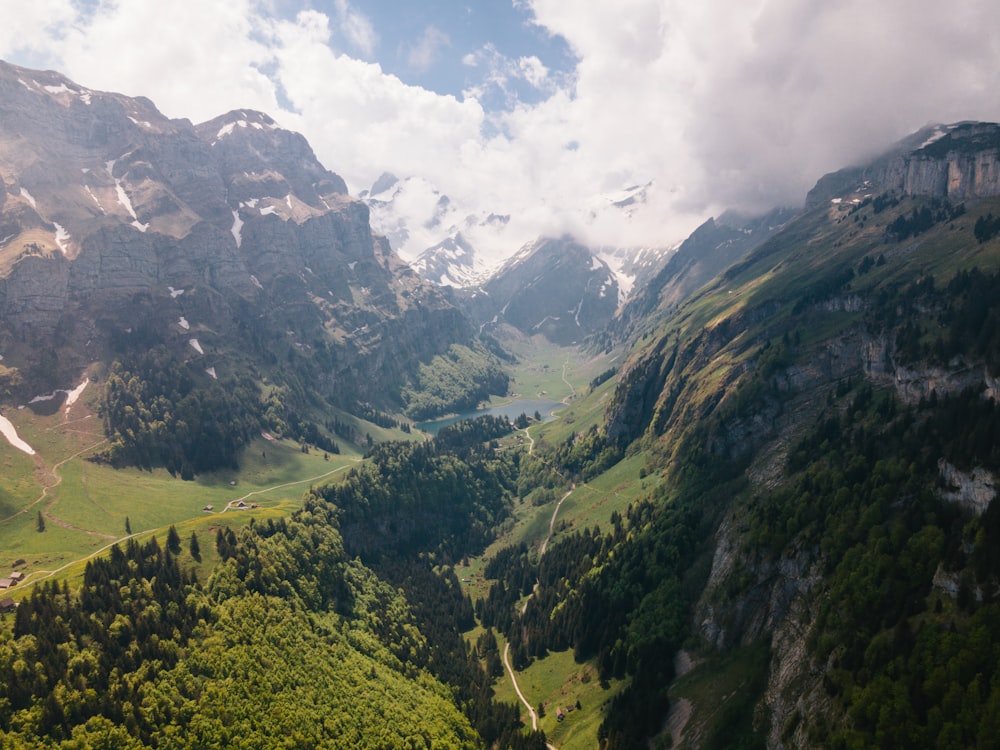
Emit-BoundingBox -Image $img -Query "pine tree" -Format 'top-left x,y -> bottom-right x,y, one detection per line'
189,531 -> 201,562
166,524 -> 181,554
36,511 -> 45,532
125,516 -> 132,535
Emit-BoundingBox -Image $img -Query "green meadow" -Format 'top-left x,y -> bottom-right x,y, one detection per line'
0,385 -> 369,594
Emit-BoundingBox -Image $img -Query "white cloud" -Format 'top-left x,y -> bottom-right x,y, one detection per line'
267,12 -> 485,196
406,26 -> 450,74
331,0 -> 377,58
2,0 -> 1000,258
45,0 -> 280,122
525,0 -> 1000,217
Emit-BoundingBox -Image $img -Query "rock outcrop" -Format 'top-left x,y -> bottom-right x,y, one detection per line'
807,122 -> 1000,208
0,60 -> 467,407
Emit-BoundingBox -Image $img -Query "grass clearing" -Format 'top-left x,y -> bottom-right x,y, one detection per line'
0,390 -> 364,594
492,636 -> 625,750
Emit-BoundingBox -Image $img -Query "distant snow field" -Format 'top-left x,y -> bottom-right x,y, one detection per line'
189,339 -> 204,354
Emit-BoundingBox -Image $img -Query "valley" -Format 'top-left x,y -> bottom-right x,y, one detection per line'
2,60 -> 1000,749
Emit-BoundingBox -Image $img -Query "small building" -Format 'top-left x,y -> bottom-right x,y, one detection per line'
0,579 -> 12,590
9,571 -> 24,583
0,598 -> 16,614
203,505 -> 214,511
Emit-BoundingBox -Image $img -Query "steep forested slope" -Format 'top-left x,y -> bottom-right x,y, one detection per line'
483,181 -> 1000,747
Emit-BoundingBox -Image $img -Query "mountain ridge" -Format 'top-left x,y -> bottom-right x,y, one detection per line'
0,59 -> 480,420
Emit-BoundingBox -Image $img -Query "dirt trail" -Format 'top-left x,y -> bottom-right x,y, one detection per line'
504,641 -> 539,730
541,485 -> 574,556
221,460 -> 360,512
561,360 -> 577,402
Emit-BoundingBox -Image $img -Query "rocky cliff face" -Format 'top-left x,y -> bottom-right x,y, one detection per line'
0,60 -> 466,406
460,236 -> 618,346
807,121 -> 1000,208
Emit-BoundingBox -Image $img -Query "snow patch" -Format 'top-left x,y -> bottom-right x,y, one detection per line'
0,414 -> 35,455
178,316 -> 190,330
64,379 -> 88,411
80,92 -> 91,105
217,121 -> 237,139
206,367 -> 218,380
30,378 -> 89,413
44,83 -> 72,95
168,286 -> 185,298
20,188 -> 36,209
590,256 -> 603,271
84,185 -> 105,213
53,223 -> 70,255
250,275 -> 263,290
106,160 -> 147,229
260,206 -> 277,216
189,339 -> 204,355
114,179 -> 148,231
231,210 -> 243,248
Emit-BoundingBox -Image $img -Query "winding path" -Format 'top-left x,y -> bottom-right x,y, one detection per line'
541,485 -> 575,556
221,460 -> 359,512
0,437 -> 108,526
561,359 -> 577,401
504,641 -> 539,730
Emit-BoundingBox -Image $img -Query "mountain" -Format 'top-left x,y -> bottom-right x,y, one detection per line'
459,235 -> 619,345
0,61 -> 478,418
598,207 -> 798,347
364,172 -> 674,298
805,121 -> 1000,209
574,122 -> 1000,746
362,172 -> 514,285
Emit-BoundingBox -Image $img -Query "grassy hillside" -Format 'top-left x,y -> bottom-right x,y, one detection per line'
0,378 -> 398,595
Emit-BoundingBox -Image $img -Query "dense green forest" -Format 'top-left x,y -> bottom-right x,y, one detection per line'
0,418 -> 548,749
402,343 -> 510,420
98,348 -> 262,477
